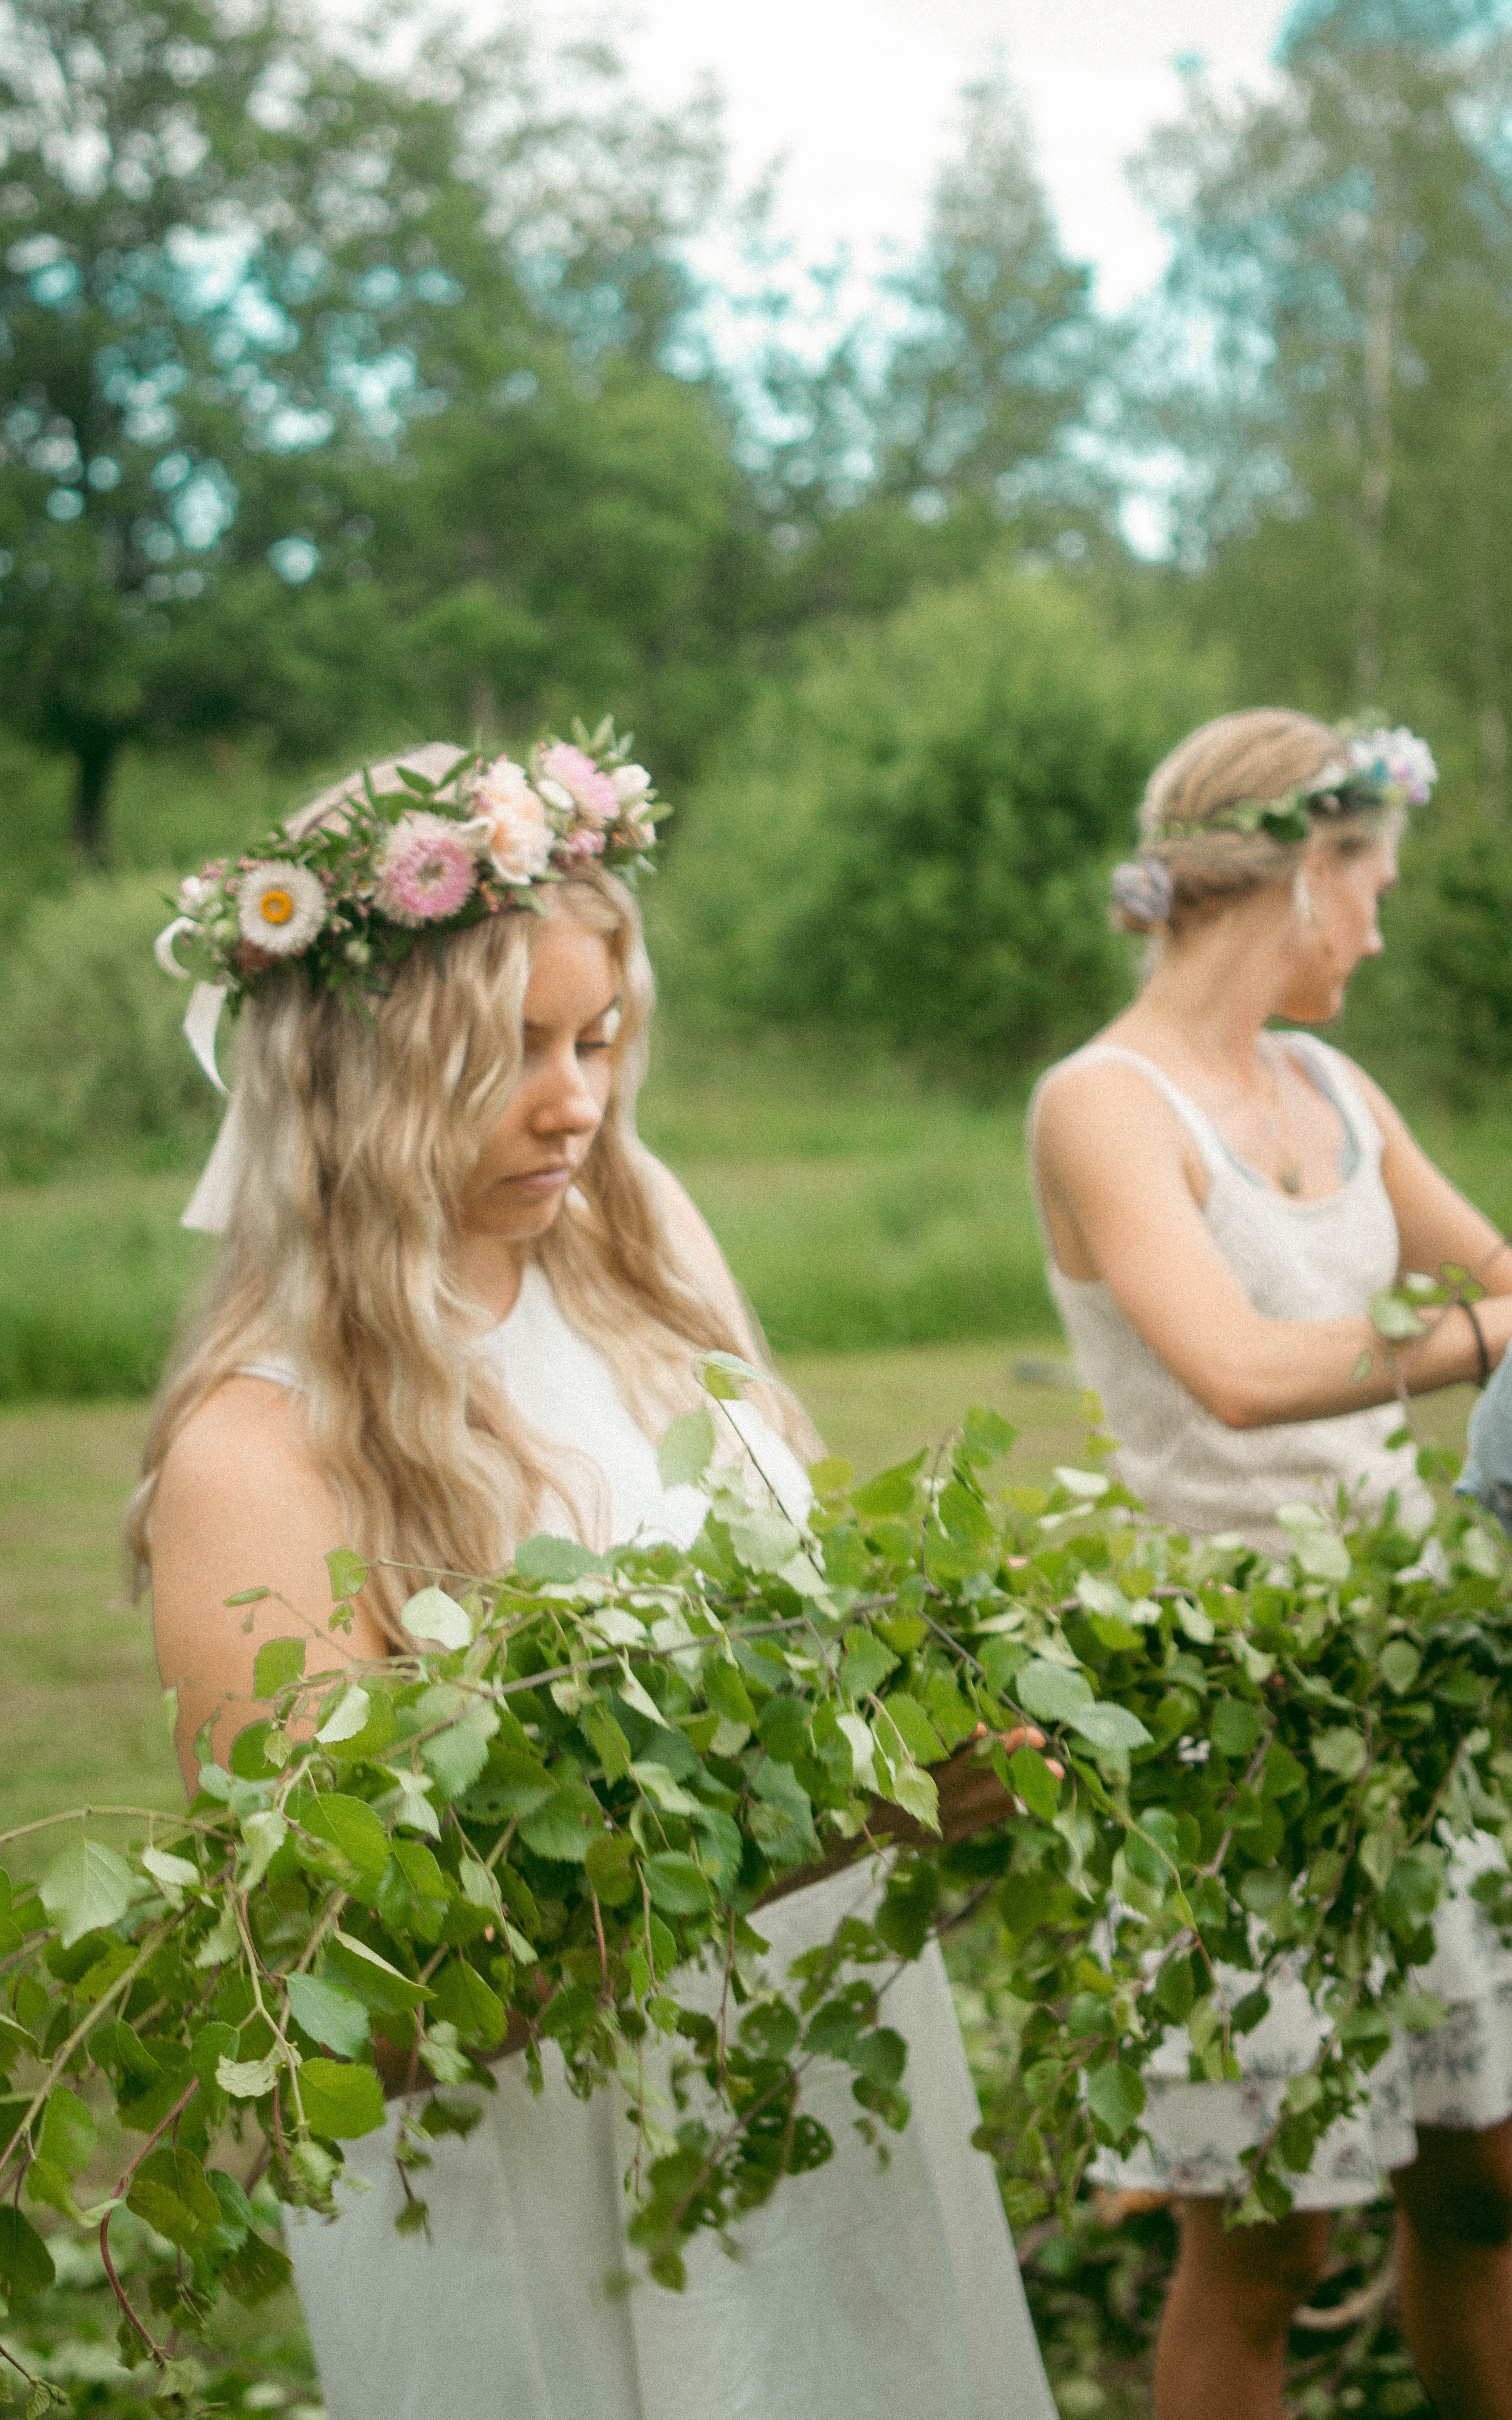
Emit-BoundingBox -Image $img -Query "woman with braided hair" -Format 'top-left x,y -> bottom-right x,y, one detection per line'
1031,707 -> 1512,2420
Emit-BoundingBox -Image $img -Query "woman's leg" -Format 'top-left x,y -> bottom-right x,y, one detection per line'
1151,2198 -> 1334,2420
1394,2119 -> 1512,2420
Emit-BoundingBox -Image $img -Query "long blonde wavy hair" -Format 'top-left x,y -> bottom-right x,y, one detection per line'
129,856 -> 814,1639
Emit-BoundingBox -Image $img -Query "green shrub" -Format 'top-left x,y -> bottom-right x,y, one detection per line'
0,874 -> 223,1180
655,564 -> 1232,1064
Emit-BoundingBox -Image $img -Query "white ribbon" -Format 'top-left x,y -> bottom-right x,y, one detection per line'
180,1089 -> 248,1234
183,982 -> 229,1096
155,915 -> 230,1096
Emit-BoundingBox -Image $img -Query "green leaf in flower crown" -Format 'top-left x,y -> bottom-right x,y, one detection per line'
656,1406 -> 717,1490
0,2206 -> 55,2307
39,1836 -> 135,1948
252,1636 -> 306,1698
299,2059 -> 387,2140
286,1973 -> 371,2058
513,1534 -> 608,1583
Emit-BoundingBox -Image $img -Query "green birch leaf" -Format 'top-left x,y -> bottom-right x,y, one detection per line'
39,1837 -> 134,1948
399,1587 -> 472,1651
216,2054 -> 280,2100
326,1547 -> 368,1601
127,2147 -> 222,2247
1086,2060 -> 1147,2140
518,1780 -> 606,1864
324,1931 -> 432,2014
513,1535 -> 607,1583
39,2085 -> 96,2176
316,1684 -> 371,1744
886,1760 -> 940,1834
1380,1639 -> 1422,1695
298,1795 -> 392,1888
644,1852 -> 713,1916
1009,1744 -> 1061,1820
656,1406 -> 717,1490
431,1961 -> 508,2047
286,1974 -> 371,2058
0,2207 -> 55,2307
299,2059 -> 387,2140
252,1636 -> 306,1697
140,1845 -> 201,1908
1015,1660 -> 1094,1725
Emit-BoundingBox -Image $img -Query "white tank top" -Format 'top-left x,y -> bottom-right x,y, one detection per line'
1028,1036 -> 1432,1555
239,1261 -> 811,1550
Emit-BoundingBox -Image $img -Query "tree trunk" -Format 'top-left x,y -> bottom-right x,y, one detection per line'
70,731 -> 120,866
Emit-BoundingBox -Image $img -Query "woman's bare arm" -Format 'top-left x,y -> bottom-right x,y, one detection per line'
150,1376 -> 392,1791
1035,1059 -> 1512,1430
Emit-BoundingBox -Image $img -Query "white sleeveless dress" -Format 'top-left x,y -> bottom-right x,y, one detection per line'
1030,1039 -> 1512,2204
258,1265 -> 1057,2420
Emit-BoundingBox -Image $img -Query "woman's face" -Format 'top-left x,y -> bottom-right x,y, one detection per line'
1276,834 -> 1398,1023
456,914 -> 620,1250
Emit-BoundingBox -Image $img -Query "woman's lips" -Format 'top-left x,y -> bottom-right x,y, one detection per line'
504,1164 -> 574,1196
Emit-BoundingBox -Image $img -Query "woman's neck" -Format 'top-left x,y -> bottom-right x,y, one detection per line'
451,1232 -> 527,1326
1114,901 -> 1299,1088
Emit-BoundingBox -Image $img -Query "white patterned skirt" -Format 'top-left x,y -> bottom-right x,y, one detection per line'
1093,1833 -> 1512,2209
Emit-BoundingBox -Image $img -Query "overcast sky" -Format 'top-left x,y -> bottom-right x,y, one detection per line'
529,0 -> 1293,313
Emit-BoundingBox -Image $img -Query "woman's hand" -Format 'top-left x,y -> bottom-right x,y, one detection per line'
894,1723 -> 1065,1848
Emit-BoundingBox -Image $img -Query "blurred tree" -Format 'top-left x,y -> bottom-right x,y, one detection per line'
657,564 -> 1230,1066
1131,7 -> 1512,810
735,75 -> 1114,632
0,0 -> 741,858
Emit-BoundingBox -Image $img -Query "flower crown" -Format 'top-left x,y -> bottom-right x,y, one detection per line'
155,719 -> 666,1010
1112,724 -> 1437,930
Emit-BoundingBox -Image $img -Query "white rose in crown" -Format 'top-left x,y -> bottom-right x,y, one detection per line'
471,758 -> 554,883
612,764 -> 652,805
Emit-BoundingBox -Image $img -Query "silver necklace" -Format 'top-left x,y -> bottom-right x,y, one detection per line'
1258,1045 -> 1304,1196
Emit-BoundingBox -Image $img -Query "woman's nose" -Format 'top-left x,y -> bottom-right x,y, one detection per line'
530,1050 -> 603,1135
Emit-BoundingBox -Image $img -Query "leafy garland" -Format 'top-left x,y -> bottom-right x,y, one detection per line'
4,1369 -> 1512,2416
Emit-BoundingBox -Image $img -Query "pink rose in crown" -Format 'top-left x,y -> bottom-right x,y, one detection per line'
561,826 -> 606,860
537,742 -> 620,827
471,758 -> 554,884
374,812 -> 480,926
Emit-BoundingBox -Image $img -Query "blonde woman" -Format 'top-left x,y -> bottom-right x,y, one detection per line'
1031,708 -> 1512,2420
137,739 -> 1057,2420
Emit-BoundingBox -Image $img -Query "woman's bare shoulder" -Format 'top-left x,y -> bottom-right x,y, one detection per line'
156,1375 -> 331,1525
1033,1049 -> 1190,1170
